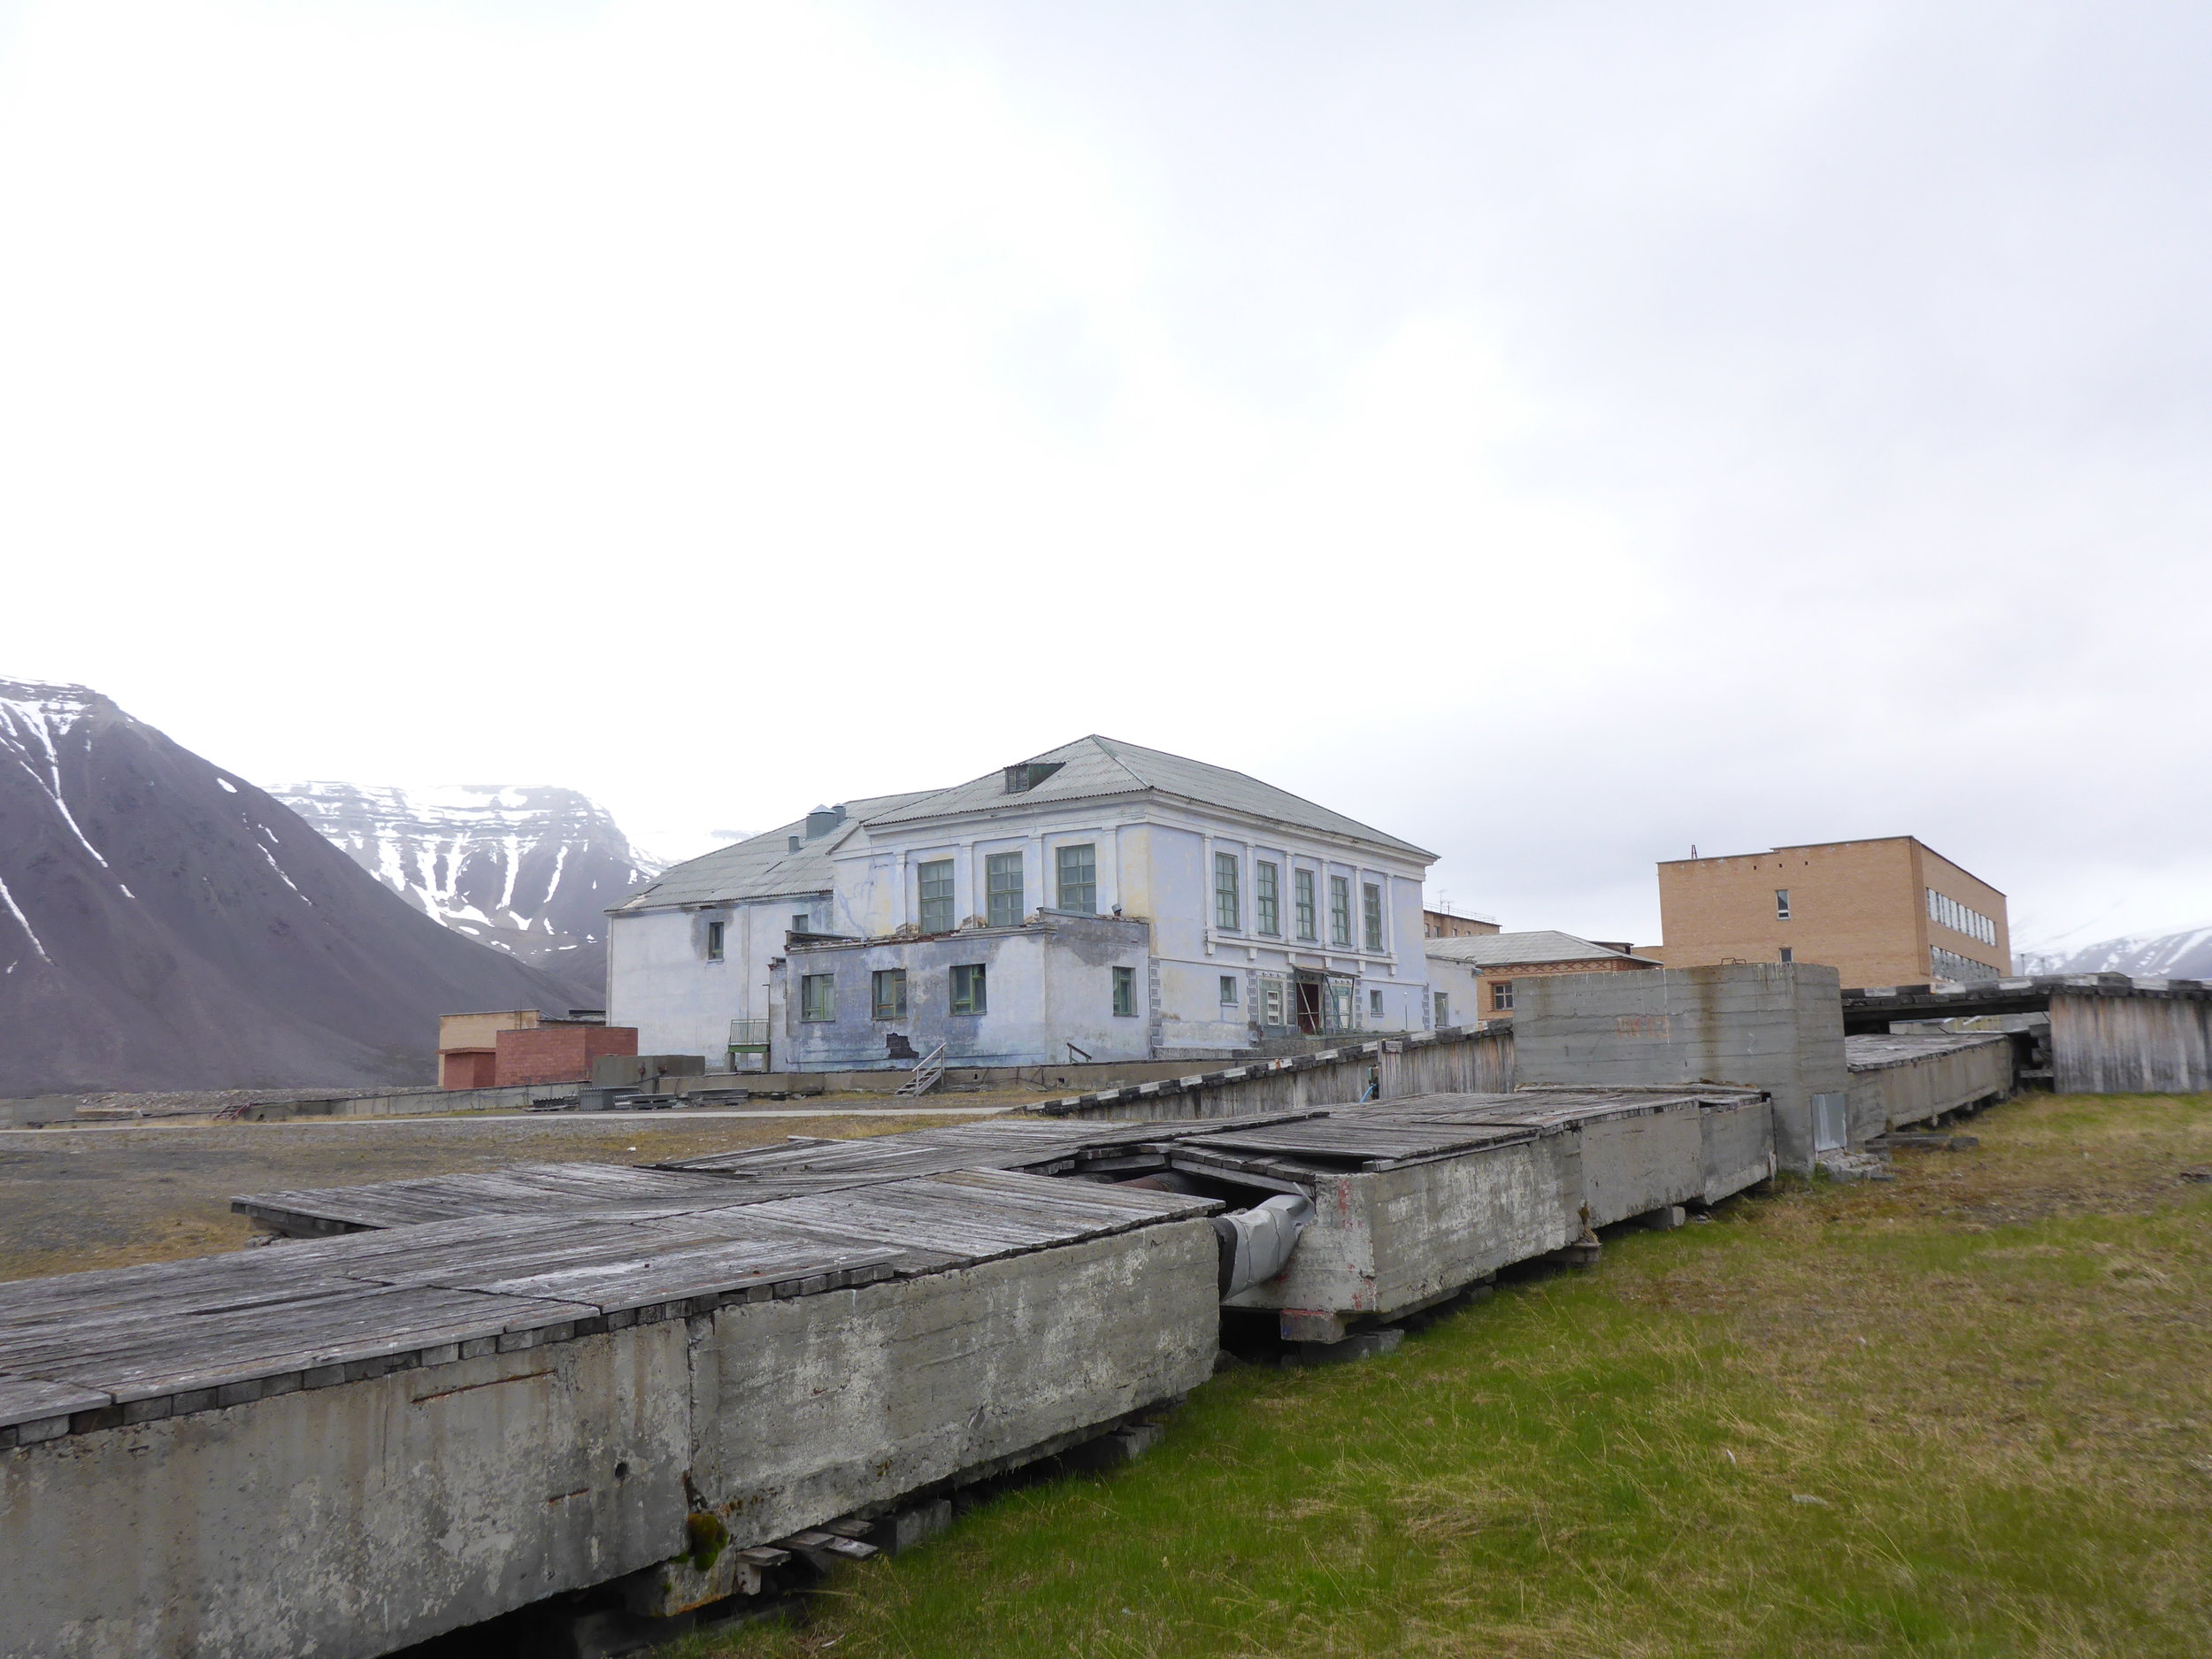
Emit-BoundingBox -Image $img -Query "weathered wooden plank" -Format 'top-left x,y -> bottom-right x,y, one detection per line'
0,1374 -> 111,1428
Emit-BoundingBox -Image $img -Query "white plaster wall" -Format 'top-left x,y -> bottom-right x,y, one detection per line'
609,894 -> 818,1059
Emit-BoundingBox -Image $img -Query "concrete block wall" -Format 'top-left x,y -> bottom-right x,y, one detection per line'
1512,963 -> 1848,1171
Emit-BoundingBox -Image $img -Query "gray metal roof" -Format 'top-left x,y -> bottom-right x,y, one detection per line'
863,735 -> 1435,861
1424,930 -> 1657,970
613,790 -> 943,911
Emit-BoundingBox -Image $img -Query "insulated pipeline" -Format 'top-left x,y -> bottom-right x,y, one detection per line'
1210,1193 -> 1314,1297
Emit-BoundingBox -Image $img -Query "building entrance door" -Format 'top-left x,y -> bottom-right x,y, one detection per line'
1294,976 -> 1323,1033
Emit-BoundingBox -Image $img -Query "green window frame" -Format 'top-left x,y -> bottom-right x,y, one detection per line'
1112,964 -> 1136,1018
1254,861 -> 1280,936
1294,869 -> 1317,941
704,919 -> 724,962
872,968 -> 908,1020
1056,843 -> 1096,914
917,859 -> 955,934
1329,876 -> 1352,948
1363,882 -> 1384,953
950,963 -> 987,1016
1433,991 -> 1449,1027
800,973 -> 835,1022
986,851 -> 1024,928
1214,851 -> 1240,931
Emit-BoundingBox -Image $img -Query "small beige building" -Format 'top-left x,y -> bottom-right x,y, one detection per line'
1655,836 -> 2009,988
1425,930 -> 1660,1023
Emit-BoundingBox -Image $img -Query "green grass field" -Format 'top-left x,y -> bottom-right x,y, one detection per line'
682,1092 -> 2212,1659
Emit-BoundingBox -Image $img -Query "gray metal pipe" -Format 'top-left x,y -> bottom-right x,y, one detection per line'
1211,1193 -> 1313,1297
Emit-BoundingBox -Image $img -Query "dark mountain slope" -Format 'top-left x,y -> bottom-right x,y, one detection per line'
0,680 -> 576,1096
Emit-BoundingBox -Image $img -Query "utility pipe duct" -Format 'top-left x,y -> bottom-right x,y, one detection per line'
1211,1194 -> 1314,1297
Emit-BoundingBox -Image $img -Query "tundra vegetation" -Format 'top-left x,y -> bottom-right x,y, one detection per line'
689,1091 -> 2212,1659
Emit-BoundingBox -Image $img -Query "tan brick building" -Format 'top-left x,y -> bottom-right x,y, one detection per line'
1423,908 -> 1501,940
1655,836 -> 2009,989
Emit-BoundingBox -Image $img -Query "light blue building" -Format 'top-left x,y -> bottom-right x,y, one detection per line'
606,736 -> 1440,1069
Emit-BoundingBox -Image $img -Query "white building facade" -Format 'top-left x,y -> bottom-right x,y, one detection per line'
606,736 -> 1441,1070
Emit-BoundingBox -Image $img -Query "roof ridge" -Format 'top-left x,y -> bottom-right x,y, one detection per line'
1066,734 -> 1151,792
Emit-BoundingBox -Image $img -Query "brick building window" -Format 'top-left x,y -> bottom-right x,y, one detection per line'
872,969 -> 908,1019
1775,888 -> 1791,919
1491,979 -> 1515,1011
1362,883 -> 1385,953
1112,965 -> 1136,1017
705,920 -> 725,961
986,851 -> 1024,927
1056,844 -> 1095,913
800,974 -> 835,1022
1294,870 -> 1317,941
950,963 -> 987,1015
918,859 -> 955,933
1214,852 -> 1240,931
1778,947 -> 1793,964
1329,877 -> 1353,948
1255,862 -> 1280,936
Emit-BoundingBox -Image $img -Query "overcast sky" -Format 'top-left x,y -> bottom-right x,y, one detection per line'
3,0 -> 2206,956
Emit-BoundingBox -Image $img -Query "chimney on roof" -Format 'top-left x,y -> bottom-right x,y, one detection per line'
1002,760 -> 1064,795
805,803 -> 846,840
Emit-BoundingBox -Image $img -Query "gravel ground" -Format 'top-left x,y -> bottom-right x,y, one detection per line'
0,1109 -> 999,1282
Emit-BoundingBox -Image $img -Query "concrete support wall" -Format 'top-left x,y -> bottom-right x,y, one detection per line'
1512,964 -> 1848,1171
0,1329 -> 694,1659
691,1224 -> 1218,1546
0,1221 -> 1219,1659
2051,993 -> 2212,1094
1224,1140 -> 1580,1322
1038,1026 -> 1517,1123
1846,1037 -> 2014,1140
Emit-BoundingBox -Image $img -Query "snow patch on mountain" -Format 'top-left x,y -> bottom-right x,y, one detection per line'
272,781 -> 659,994
2018,925 -> 2212,980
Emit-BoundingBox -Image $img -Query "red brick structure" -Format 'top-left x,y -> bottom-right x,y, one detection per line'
440,1048 -> 498,1089
493,1023 -> 638,1087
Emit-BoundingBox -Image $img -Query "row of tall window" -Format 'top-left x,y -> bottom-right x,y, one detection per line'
913,844 -> 1099,933
1213,854 -> 1386,951
910,842 -> 1386,951
1926,888 -> 1998,947
1930,946 -> 1999,982
801,962 -> 1144,1023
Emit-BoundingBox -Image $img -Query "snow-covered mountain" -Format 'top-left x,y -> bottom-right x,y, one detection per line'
270,782 -> 659,1002
0,680 -> 577,1096
2017,926 -> 2212,980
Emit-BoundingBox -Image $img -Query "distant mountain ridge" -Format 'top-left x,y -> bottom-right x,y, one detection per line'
2017,926 -> 2212,981
0,679 -> 577,1096
271,782 -> 657,1002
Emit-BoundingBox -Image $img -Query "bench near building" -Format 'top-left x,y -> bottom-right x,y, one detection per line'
607,736 -> 1446,1071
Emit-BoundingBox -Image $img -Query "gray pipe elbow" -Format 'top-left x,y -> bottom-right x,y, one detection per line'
1211,1192 -> 1315,1297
